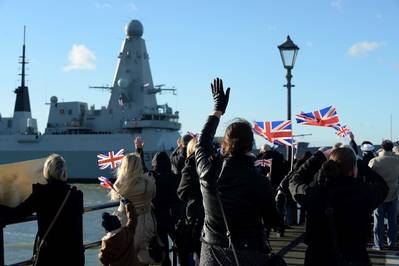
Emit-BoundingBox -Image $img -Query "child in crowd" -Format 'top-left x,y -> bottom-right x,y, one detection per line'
98,199 -> 139,266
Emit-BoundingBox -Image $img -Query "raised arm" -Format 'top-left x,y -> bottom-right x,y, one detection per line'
195,78 -> 230,182
289,151 -> 327,205
170,141 -> 186,175
134,136 -> 148,173
348,132 -> 359,156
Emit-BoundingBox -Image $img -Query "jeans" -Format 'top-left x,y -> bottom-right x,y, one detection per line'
373,199 -> 398,248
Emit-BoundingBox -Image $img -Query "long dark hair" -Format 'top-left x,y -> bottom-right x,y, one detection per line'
220,119 -> 254,156
318,147 -> 356,187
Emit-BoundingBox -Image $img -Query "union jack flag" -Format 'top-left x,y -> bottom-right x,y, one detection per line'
334,125 -> 351,138
253,120 -> 293,147
98,176 -> 114,190
295,106 -> 340,127
254,159 -> 272,168
97,149 -> 125,170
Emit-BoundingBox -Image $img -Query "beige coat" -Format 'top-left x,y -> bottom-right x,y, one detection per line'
114,175 -> 157,264
369,151 -> 399,202
99,202 -> 139,266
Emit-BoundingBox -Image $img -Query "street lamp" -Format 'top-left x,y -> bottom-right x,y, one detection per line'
278,35 -> 299,165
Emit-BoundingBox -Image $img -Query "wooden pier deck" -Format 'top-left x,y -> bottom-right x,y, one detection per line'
269,225 -> 399,266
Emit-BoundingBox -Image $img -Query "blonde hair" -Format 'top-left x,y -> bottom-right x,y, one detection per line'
43,154 -> 67,181
110,153 -> 146,201
186,137 -> 198,157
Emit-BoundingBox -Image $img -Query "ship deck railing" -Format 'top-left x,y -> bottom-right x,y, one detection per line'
0,201 -> 120,266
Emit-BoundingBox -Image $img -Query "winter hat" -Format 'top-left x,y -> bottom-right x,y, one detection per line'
102,212 -> 121,232
182,134 -> 193,146
360,141 -> 375,152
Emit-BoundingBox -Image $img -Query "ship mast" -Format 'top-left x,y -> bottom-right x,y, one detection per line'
14,25 -> 31,113
20,26 -> 27,88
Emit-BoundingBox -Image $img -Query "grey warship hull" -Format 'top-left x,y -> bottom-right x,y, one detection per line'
0,130 -> 179,179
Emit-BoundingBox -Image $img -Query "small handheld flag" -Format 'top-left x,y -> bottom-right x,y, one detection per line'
334,125 -> 351,138
98,176 -> 123,198
98,176 -> 114,189
97,149 -> 125,170
253,120 -> 293,147
295,106 -> 340,128
254,159 -> 272,168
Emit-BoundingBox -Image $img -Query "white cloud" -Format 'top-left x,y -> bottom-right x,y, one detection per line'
347,41 -> 384,57
95,2 -> 111,8
128,3 -> 138,11
63,44 -> 96,71
331,0 -> 343,11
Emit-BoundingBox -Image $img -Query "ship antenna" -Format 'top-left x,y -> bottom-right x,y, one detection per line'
13,25 -> 31,113
20,25 -> 27,88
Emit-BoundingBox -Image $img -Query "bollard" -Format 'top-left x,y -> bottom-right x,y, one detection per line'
0,222 -> 4,266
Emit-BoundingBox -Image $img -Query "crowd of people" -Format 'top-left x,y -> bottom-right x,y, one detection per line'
1,78 -> 399,266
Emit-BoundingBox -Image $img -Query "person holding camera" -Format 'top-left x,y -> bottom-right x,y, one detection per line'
289,147 -> 388,265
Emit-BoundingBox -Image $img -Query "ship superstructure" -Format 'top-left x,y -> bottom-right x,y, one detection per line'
0,20 -> 181,179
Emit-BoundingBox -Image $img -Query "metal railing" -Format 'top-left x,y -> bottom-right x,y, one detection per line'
0,202 -> 119,266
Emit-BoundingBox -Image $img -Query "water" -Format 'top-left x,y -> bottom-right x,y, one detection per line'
4,184 -> 115,266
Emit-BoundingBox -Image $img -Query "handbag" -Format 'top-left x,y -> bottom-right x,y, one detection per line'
32,188 -> 72,266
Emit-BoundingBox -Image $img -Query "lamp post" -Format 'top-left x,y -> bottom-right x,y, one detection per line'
278,35 -> 299,166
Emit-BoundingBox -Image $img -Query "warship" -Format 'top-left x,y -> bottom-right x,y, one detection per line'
0,20 -> 181,180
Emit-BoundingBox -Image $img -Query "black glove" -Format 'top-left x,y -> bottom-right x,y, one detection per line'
211,78 -> 230,114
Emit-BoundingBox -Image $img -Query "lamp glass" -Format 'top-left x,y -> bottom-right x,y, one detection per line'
280,49 -> 298,68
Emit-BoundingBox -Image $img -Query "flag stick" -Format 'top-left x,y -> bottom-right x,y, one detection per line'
290,144 -> 294,171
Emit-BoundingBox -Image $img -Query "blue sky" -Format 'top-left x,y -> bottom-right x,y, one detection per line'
0,0 -> 398,147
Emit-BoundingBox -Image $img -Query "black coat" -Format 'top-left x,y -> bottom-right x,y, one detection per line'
0,180 -> 84,266
177,153 -> 204,223
289,151 -> 388,265
195,115 -> 283,251
151,152 -> 181,231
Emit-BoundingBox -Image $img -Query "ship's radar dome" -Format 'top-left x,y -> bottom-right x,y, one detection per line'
50,96 -> 58,104
125,20 -> 143,37
118,78 -> 129,88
